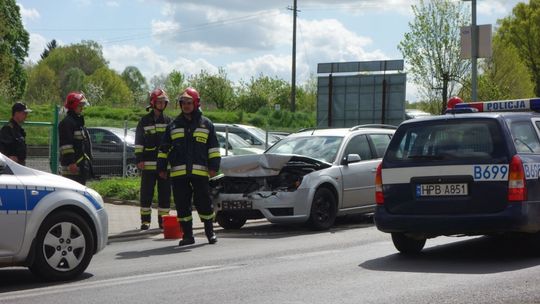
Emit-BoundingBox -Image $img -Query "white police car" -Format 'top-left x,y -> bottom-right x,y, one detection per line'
375,98 -> 540,254
0,154 -> 108,280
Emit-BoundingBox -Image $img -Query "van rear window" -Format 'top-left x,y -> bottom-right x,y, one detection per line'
386,120 -> 506,161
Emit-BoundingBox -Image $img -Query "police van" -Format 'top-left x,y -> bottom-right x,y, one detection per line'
0,154 -> 108,280
374,98 -> 540,254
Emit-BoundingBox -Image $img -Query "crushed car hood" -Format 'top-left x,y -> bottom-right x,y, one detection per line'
220,153 -> 331,177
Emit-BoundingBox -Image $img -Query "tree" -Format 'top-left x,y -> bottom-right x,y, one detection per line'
236,75 -> 290,112
459,34 -> 535,101
61,67 -> 86,100
188,68 -> 234,110
85,67 -> 132,106
399,0 -> 470,112
41,40 -> 108,102
121,66 -> 148,106
296,73 -> 317,112
164,69 -> 186,103
25,64 -> 60,104
0,0 -> 30,100
40,39 -> 58,60
498,0 -> 540,96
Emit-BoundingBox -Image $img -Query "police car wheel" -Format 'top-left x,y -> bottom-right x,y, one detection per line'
30,211 -> 95,281
391,233 -> 426,255
125,162 -> 139,177
216,211 -> 247,229
308,188 -> 337,231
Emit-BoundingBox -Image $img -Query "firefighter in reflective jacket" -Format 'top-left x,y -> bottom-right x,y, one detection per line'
59,92 -> 93,185
135,88 -> 172,230
158,87 -> 221,246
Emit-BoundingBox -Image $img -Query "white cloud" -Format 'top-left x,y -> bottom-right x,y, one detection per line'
73,0 -> 92,6
151,20 -> 180,36
477,0 -> 511,16
227,54 -> 292,82
103,44 -> 218,81
26,33 -> 48,64
106,1 -> 120,8
298,18 -> 385,63
17,3 -> 40,22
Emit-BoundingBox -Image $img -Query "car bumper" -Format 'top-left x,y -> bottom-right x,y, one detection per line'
95,208 -> 108,252
214,188 -> 312,224
374,202 -> 540,236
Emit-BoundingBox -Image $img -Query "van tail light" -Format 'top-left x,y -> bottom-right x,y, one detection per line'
375,163 -> 384,205
508,155 -> 527,202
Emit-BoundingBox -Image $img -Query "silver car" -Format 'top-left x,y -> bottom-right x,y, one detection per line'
210,125 -> 395,230
0,154 -> 108,281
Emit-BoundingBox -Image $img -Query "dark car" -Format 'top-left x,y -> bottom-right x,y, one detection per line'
375,98 -> 540,254
87,127 -> 138,177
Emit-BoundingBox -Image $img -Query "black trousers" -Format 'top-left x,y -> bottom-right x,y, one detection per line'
171,175 -> 214,223
140,170 -> 171,224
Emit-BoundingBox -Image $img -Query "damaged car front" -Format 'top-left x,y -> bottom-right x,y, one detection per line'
211,153 -> 335,229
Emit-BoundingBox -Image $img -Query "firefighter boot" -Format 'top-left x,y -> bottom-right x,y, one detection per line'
178,221 -> 195,246
204,220 -> 218,244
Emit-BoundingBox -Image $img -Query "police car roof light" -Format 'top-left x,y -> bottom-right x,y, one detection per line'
454,98 -> 540,113
445,107 -> 478,114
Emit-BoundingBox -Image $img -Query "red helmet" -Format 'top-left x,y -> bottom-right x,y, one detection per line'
64,91 -> 89,111
178,87 -> 200,109
149,88 -> 169,110
447,96 -> 463,109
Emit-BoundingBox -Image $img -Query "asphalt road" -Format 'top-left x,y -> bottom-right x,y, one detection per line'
2,217 -> 540,304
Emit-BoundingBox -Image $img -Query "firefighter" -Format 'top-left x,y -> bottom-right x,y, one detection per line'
0,102 -> 32,165
135,88 -> 172,230
59,91 -> 93,185
157,87 -> 221,246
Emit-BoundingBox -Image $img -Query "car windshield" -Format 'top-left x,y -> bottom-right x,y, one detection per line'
266,135 -> 343,163
227,133 -> 251,148
218,132 -> 251,149
108,128 -> 136,145
245,126 -> 279,144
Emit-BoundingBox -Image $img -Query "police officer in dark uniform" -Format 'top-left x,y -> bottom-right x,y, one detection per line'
0,102 -> 32,165
135,88 -> 172,230
59,92 -> 93,185
158,87 -> 221,246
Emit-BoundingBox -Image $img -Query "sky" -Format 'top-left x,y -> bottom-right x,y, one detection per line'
17,0 -> 524,102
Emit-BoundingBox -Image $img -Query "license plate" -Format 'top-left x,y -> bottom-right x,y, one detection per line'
416,183 -> 468,197
222,200 -> 252,210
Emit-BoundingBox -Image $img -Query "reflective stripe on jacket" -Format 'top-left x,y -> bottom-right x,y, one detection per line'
59,111 -> 92,167
135,110 -> 171,168
157,110 -> 220,177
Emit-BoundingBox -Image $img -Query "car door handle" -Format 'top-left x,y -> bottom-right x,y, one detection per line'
31,190 -> 39,196
371,168 -> 377,172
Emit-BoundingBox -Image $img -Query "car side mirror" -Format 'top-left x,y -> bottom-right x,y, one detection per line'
343,153 -> 361,165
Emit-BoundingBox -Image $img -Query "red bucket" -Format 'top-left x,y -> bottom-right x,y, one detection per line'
162,215 -> 183,239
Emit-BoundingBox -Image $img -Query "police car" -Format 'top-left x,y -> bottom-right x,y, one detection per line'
0,154 -> 108,280
375,98 -> 540,254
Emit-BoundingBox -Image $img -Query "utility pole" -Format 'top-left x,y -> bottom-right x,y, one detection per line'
288,0 -> 298,112
463,0 -> 478,101
471,0 -> 478,101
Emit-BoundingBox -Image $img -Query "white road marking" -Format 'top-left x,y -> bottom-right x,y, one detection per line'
0,264 -> 242,301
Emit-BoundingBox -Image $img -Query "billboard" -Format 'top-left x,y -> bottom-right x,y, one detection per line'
317,60 -> 407,127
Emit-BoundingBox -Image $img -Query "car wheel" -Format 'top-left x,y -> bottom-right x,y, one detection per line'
216,211 -> 247,229
308,187 -> 337,230
125,162 -> 139,178
29,211 -> 95,281
391,233 -> 426,255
